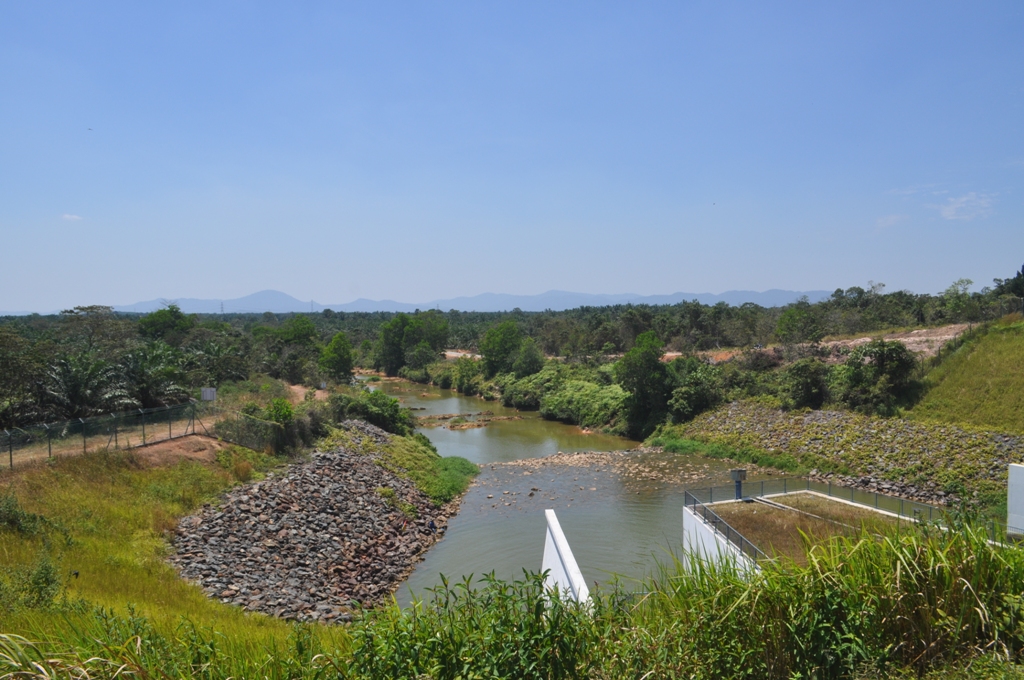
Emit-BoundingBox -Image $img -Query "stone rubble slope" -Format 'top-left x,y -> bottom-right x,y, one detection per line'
169,420 -> 458,622
680,401 -> 1024,505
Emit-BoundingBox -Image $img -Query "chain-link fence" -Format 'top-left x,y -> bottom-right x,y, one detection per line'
2,401 -> 284,469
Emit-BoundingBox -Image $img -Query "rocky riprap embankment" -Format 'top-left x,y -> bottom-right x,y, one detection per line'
169,421 -> 458,622
680,401 -> 1024,505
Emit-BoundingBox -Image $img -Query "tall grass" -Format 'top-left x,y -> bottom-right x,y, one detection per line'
912,317 -> 1024,433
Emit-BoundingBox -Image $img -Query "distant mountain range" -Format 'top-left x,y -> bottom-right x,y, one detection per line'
83,288 -> 832,315
1,289 -> 836,316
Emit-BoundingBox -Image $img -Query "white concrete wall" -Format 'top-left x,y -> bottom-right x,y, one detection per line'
1008,464 -> 1024,534
682,505 -> 756,573
542,509 -> 590,602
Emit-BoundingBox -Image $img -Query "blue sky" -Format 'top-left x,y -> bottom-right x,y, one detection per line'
1,2 -> 1022,311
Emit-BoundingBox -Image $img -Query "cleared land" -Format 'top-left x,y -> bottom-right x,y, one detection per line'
711,493 -> 898,565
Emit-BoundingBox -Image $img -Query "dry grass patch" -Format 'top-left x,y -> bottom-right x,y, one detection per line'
711,493 -> 898,566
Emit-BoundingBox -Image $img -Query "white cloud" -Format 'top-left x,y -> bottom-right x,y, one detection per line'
62,214 -> 82,221
936,192 -> 994,221
875,214 -> 908,229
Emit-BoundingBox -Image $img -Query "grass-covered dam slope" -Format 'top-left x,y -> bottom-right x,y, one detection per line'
911,316 -> 1024,433
655,399 -> 1023,510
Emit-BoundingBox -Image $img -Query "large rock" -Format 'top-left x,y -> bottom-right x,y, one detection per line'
168,421 -> 455,622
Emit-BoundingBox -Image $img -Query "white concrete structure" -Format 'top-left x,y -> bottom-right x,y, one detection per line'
681,504 -> 756,573
1008,464 -> 1024,534
542,509 -> 590,602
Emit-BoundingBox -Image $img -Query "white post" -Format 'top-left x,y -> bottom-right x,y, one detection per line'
1008,464 -> 1024,535
542,509 -> 590,602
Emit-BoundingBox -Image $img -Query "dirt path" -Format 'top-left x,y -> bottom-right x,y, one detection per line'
286,384 -> 329,404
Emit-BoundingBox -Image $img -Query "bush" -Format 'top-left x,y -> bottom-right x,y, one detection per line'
830,339 -> 917,415
327,390 -> 414,435
540,380 -> 627,432
780,357 -> 829,410
667,358 -> 722,423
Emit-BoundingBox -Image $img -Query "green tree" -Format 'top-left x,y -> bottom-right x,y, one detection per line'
263,398 -> 294,424
277,315 -> 318,345
319,331 -> 355,382
994,263 -> 1024,298
375,314 -> 411,376
138,304 -> 195,345
120,342 -> 187,408
775,299 -> 823,344
830,339 -> 917,415
512,337 -> 545,378
614,331 -> 670,439
405,340 -> 438,371
780,358 -> 829,410
480,321 -> 522,378
666,357 -> 722,423
42,355 -> 133,419
942,279 -> 976,322
0,328 -> 44,427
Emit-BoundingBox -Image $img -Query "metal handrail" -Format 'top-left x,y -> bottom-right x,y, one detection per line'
684,491 -> 768,562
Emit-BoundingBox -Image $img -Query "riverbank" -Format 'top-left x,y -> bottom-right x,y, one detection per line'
169,421 -> 469,620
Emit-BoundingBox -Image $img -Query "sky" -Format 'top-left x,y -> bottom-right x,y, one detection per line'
1,2 -> 1022,312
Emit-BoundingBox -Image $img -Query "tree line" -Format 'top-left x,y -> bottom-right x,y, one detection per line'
1,269 -> 1021,431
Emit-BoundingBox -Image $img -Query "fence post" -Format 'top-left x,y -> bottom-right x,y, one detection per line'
6,430 -> 11,469
761,480 -> 764,497
81,419 -> 86,455
828,482 -> 832,497
784,478 -> 787,494
113,419 -> 118,450
875,492 -> 878,508
168,407 -> 172,440
710,486 -> 713,503
900,498 -> 904,517
46,425 -> 51,458
140,409 -> 146,445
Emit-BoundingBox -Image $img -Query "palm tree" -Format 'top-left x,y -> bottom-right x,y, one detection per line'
43,355 -> 134,420
120,342 -> 188,409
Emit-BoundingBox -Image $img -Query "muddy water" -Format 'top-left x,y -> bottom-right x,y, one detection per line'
368,380 -> 772,604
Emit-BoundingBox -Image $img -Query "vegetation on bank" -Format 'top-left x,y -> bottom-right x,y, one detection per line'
3,270 -> 1022,431
658,399 -> 1023,511
911,315 -> 1024,433
5,477 -> 1024,679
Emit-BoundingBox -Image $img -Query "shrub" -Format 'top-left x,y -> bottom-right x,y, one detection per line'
780,357 -> 829,410
540,380 -> 627,432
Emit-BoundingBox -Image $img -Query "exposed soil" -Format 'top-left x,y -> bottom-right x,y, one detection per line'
821,324 -> 969,358
286,384 -> 329,404
132,435 -> 232,468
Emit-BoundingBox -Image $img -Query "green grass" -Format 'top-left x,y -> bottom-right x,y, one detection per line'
4,448 -> 1024,677
911,317 -> 1024,433
0,449 -> 348,675
665,399 -> 1023,512
647,433 -> 805,472
320,427 -> 479,505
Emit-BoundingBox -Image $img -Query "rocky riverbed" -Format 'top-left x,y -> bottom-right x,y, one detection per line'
168,421 -> 459,622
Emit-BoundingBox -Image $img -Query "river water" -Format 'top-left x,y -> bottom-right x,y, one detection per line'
368,379 -> 772,605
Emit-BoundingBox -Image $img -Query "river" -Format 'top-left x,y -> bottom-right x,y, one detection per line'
367,379 -> 774,605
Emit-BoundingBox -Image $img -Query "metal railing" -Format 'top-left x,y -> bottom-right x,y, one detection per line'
686,477 -> 943,524
684,490 -> 767,562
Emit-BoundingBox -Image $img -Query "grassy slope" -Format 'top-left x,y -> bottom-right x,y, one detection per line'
0,449 -> 346,657
911,318 -> 1024,433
